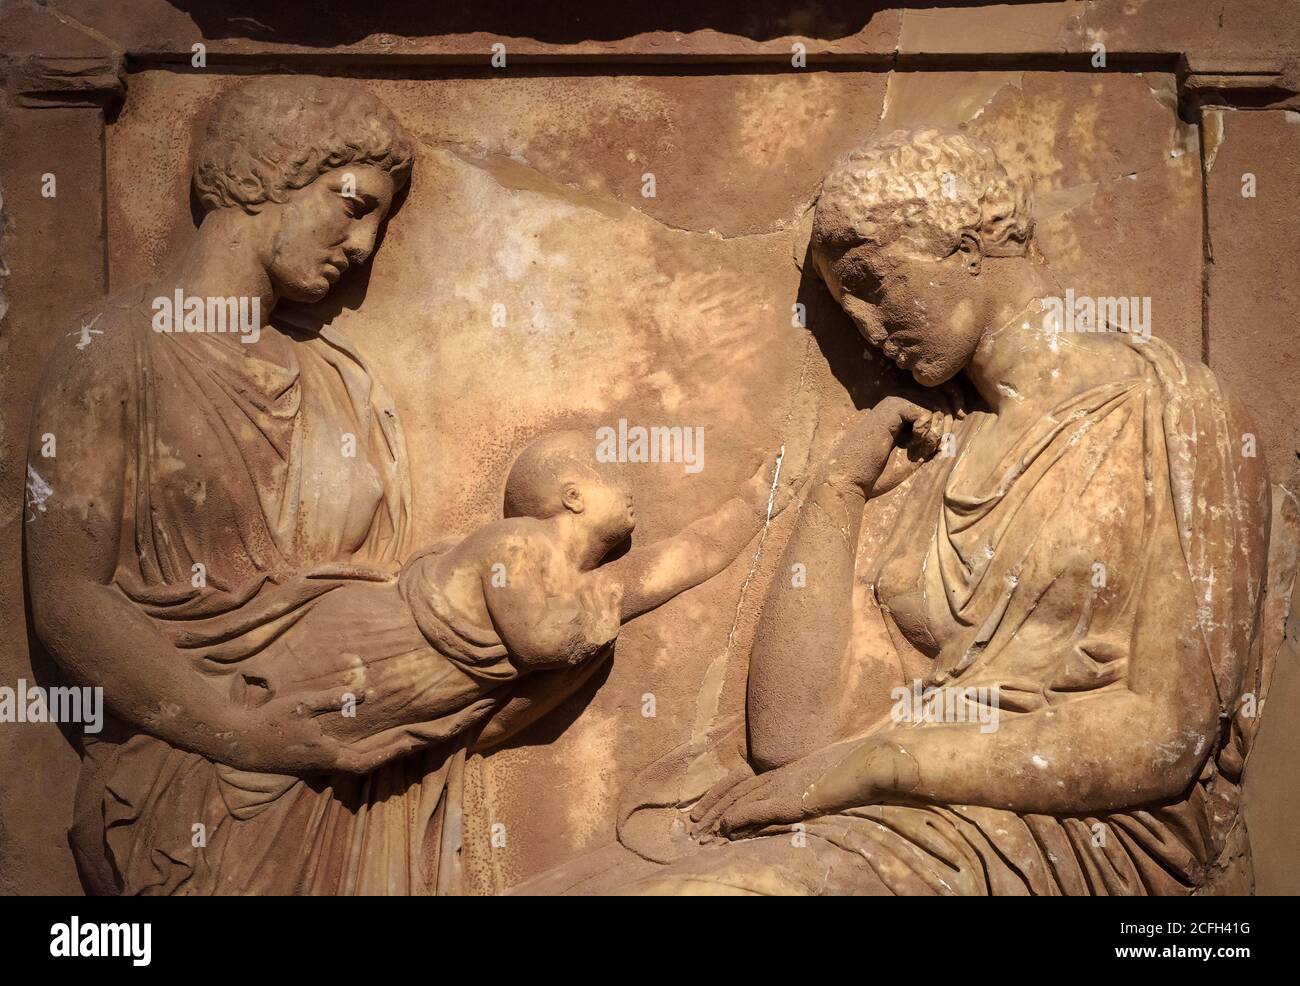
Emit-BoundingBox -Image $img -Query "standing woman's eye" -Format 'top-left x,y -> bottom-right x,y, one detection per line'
345,195 -> 377,220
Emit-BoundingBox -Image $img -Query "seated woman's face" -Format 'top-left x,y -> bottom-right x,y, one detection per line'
266,164 -> 396,303
816,237 -> 986,388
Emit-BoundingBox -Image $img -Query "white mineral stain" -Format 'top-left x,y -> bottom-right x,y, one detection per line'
26,466 -> 53,515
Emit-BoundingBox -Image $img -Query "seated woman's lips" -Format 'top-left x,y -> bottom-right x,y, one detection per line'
883,332 -> 919,362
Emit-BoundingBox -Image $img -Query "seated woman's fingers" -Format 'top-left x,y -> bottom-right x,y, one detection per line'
691,770 -> 759,832
718,796 -> 777,837
931,381 -> 968,420
719,785 -> 806,837
904,411 -> 931,449
687,767 -> 754,823
690,772 -> 769,837
874,396 -> 933,442
914,412 -> 944,457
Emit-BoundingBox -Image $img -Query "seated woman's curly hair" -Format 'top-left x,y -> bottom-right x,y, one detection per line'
812,127 -> 1033,261
193,77 -> 415,213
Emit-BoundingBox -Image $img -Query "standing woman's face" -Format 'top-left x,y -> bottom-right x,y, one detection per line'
264,165 -> 396,303
815,235 -> 987,388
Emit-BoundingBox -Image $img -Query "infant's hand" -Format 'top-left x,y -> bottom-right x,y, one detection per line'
744,448 -> 801,521
744,449 -> 780,511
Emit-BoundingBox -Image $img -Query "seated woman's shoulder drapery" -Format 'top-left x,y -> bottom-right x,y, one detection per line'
827,336 -> 1272,895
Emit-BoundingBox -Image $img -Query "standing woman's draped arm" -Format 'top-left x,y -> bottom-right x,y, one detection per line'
26,331 -> 353,774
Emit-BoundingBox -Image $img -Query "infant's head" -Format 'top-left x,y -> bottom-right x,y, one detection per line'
504,430 -> 635,545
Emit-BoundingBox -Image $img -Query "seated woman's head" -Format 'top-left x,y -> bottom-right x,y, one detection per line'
811,127 -> 1034,387
193,78 -> 415,303
504,431 -> 636,546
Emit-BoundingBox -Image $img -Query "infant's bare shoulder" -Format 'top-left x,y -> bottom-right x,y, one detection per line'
454,516 -> 565,571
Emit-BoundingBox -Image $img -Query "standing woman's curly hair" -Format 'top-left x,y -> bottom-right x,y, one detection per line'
193,77 -> 415,214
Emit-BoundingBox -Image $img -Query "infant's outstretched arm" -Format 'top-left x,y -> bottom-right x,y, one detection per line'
596,452 -> 788,622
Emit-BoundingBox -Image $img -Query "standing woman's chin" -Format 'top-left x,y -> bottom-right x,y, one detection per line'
279,276 -> 332,304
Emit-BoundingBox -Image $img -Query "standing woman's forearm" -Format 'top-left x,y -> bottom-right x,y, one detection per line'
31,575 -> 249,758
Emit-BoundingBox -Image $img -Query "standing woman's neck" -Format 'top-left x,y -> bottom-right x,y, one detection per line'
164,207 -> 278,318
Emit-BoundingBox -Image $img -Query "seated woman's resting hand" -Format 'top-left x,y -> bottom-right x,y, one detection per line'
826,397 -> 943,496
689,736 -> 920,838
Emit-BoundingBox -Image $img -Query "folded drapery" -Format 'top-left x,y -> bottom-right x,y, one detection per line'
70,303 -> 490,894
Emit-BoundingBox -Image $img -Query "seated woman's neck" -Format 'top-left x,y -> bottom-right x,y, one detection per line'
964,259 -> 1123,415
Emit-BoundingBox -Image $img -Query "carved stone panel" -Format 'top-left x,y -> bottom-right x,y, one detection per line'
2,0 -> 1298,901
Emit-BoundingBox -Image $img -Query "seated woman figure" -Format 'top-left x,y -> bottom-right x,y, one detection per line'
526,127 -> 1286,896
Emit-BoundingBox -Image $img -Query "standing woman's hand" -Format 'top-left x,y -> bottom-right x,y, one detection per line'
220,687 -> 497,775
214,689 -> 366,774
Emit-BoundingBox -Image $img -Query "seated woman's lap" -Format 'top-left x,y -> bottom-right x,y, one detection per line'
615,832 -> 892,896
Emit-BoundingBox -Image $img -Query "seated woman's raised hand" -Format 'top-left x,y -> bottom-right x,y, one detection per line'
826,396 -> 946,498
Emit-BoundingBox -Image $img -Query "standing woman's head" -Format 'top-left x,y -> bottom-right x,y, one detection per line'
193,77 -> 415,302
811,127 -> 1034,386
